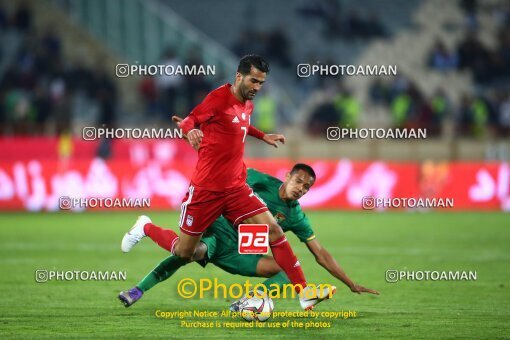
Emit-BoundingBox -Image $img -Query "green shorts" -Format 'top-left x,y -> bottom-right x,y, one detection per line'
199,235 -> 262,277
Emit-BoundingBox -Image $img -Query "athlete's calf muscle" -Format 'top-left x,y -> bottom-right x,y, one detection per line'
255,256 -> 282,277
174,233 -> 202,261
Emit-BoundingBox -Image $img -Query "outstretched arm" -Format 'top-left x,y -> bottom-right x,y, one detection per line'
248,125 -> 286,148
174,115 -> 285,148
306,239 -> 379,295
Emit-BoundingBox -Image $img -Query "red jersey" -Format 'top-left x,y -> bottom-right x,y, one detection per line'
180,84 -> 265,192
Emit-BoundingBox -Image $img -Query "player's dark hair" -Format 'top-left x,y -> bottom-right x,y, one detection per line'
290,163 -> 316,180
237,54 -> 270,75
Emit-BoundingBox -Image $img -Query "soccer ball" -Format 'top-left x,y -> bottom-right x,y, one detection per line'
239,290 -> 274,322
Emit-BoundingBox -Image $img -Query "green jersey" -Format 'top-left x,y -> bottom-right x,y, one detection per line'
205,168 -> 316,244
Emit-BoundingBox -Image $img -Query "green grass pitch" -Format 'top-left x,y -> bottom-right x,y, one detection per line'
0,211 -> 509,339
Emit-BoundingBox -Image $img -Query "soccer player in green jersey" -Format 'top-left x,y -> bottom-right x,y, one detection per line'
119,164 -> 379,308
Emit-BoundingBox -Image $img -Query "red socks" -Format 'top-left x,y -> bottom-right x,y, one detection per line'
269,235 -> 307,292
143,223 -> 179,254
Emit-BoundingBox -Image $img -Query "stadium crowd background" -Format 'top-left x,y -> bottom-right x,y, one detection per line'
0,0 -> 509,160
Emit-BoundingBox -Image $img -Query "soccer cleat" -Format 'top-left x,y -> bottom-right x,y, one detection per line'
118,287 -> 143,307
299,285 -> 337,310
121,215 -> 151,252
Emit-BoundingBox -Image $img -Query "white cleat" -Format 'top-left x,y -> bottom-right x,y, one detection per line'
299,285 -> 337,310
121,215 -> 151,253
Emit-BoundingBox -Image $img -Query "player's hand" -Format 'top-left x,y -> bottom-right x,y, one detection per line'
187,129 -> 203,150
172,115 -> 184,127
350,283 -> 379,295
262,134 -> 286,148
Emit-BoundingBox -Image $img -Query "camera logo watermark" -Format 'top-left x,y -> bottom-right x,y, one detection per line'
326,127 -> 427,140
35,270 -> 127,282
297,63 -> 397,77
116,64 -> 215,78
83,127 -> 183,140
59,196 -> 150,210
385,270 -> 476,283
361,196 -> 454,210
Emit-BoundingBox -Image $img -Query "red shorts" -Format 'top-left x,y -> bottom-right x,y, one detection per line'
178,184 -> 268,236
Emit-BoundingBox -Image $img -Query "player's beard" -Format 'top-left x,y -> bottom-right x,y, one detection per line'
244,88 -> 256,100
240,82 -> 256,100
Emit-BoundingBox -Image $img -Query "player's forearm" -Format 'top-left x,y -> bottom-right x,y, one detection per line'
318,251 -> 355,289
248,125 -> 265,139
180,115 -> 199,135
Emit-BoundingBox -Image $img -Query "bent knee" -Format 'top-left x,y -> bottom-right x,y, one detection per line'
174,247 -> 194,262
268,223 -> 284,239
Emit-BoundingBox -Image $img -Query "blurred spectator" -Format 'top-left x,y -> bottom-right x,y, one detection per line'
369,78 -> 391,105
307,101 -> 339,136
333,90 -> 360,128
456,94 -> 490,137
428,89 -> 451,136
428,40 -> 458,71
265,28 -> 292,68
364,13 -> 388,38
92,67 -> 117,126
297,0 -> 342,38
156,49 -> 182,118
41,26 -> 61,59
182,51 -> 212,113
0,5 -> 7,29
13,3 -> 32,32
496,91 -> 510,137
460,0 -> 478,30
391,92 -> 412,128
139,76 -> 159,116
253,89 -> 277,133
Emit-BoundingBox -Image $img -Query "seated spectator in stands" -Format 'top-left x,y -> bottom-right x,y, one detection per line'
427,89 -> 451,136
139,76 -> 159,117
496,91 -> 510,137
364,13 -> 388,38
265,28 -> 292,68
457,31 -> 491,83
307,102 -> 340,137
156,49 -> 182,119
429,40 -> 458,71
41,26 -> 61,59
13,3 -> 32,32
391,92 -> 412,129
460,0 -> 478,30
253,88 -> 278,133
344,9 -> 364,39
456,94 -> 490,137
183,50 -> 212,114
333,90 -> 360,128
369,79 -> 391,105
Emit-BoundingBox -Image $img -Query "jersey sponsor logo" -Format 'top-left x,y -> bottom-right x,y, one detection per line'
232,116 -> 240,123
238,224 -> 269,254
274,212 -> 286,224
186,215 -> 193,227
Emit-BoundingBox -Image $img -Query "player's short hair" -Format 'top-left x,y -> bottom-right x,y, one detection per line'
237,55 -> 270,75
290,163 -> 316,180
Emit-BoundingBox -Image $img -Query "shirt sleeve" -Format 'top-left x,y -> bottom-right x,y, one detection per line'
248,125 -> 265,139
180,94 -> 217,135
289,204 -> 316,243
247,168 -> 269,190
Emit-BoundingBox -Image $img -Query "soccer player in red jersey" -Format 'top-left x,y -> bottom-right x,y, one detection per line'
122,55 -> 330,309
